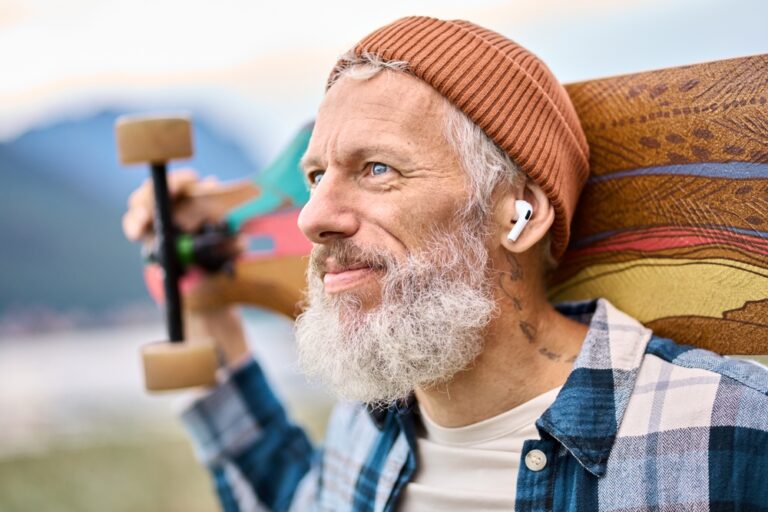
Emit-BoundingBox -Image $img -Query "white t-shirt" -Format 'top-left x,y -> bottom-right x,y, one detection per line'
398,386 -> 561,511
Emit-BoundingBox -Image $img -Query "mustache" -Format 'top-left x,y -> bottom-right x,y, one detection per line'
309,240 -> 394,276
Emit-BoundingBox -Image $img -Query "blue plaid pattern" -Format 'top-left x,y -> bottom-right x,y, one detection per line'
181,298 -> 768,511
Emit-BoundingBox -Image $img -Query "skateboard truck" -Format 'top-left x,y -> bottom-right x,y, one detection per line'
115,114 -> 218,391
143,222 -> 239,274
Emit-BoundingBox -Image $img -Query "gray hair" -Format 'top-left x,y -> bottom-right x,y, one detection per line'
331,51 -> 555,269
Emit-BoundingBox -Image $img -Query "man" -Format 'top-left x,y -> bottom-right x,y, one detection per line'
124,16 -> 768,511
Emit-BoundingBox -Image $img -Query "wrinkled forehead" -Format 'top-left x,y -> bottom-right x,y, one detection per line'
309,70 -> 449,158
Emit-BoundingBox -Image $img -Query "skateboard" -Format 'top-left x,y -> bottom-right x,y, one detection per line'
119,54 -> 767,389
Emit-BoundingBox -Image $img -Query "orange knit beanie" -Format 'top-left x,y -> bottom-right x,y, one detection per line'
328,16 -> 590,260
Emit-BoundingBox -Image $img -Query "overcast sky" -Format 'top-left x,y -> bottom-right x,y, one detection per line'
1,0 -> 765,161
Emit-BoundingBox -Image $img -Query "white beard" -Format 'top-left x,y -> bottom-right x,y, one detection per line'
295,225 -> 497,405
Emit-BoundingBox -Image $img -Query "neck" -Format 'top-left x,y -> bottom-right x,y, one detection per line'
414,256 -> 589,427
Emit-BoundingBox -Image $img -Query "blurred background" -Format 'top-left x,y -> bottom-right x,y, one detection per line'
1,0 -> 766,510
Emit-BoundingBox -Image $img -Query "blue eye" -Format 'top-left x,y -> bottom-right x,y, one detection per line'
310,171 -> 324,185
371,162 -> 390,176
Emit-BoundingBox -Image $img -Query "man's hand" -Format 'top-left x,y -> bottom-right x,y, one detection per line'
123,169 -> 225,241
123,169 -> 252,368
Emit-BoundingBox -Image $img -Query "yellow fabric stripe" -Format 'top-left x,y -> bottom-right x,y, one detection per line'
549,258 -> 768,322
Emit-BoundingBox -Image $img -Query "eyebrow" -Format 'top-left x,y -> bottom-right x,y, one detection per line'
299,153 -> 321,174
300,143 -> 416,174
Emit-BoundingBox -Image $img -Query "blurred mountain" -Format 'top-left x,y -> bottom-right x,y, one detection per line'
0,110 -> 263,326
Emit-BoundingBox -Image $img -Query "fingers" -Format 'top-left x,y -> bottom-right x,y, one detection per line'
169,168 -> 203,196
174,200 -> 215,232
122,206 -> 152,241
173,174 -> 223,232
123,169 -> 212,241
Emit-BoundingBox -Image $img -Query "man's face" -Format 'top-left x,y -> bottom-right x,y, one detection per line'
298,70 -> 470,305
295,70 -> 497,403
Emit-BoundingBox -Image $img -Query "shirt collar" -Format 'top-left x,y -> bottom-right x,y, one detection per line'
537,298 -> 652,476
366,395 -> 416,430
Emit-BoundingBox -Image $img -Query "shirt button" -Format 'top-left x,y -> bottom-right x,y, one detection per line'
525,449 -> 547,471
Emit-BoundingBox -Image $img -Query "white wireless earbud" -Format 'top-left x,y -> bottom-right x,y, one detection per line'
507,200 -> 533,242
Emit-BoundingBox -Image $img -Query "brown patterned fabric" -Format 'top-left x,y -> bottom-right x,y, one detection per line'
552,55 -> 768,354
328,16 -> 590,260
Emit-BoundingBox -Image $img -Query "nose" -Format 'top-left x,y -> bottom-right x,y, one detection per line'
297,170 -> 360,244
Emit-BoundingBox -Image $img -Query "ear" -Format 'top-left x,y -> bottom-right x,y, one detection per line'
496,180 -> 555,254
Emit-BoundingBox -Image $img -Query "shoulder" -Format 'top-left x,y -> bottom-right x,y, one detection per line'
647,335 -> 768,392
621,334 -> 768,436
647,335 -> 768,423
605,336 -> 768,507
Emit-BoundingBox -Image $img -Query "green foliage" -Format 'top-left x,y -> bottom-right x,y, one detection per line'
0,437 -> 218,512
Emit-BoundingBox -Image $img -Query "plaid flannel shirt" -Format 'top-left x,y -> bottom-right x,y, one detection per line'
181,298 -> 768,511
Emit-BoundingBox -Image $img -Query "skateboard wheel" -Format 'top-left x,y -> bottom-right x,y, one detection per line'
141,340 -> 218,391
115,114 -> 193,165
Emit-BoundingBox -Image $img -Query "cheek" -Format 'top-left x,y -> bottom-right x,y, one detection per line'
359,193 -> 463,249
357,202 -> 413,250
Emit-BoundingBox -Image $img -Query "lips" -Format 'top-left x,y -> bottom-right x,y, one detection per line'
324,262 -> 369,274
322,261 -> 377,293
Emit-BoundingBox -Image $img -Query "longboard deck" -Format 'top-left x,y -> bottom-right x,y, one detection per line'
553,55 -> 767,354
